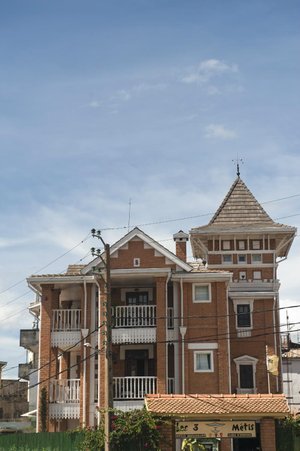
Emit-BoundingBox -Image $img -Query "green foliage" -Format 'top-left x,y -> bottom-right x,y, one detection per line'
40,387 -> 48,433
76,408 -> 165,451
279,415 -> 300,436
181,437 -> 206,451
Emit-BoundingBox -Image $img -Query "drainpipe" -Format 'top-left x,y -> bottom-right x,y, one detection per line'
179,277 -> 187,393
226,283 -> 231,393
165,270 -> 171,393
273,295 -> 279,392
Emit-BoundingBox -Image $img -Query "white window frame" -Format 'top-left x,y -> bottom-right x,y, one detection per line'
194,351 -> 214,373
252,240 -> 261,250
192,284 -> 211,303
251,254 -> 262,263
253,270 -> 262,280
238,240 -> 246,250
222,240 -> 231,250
232,299 -> 254,332
222,254 -> 232,264
233,355 -> 258,394
239,271 -> 247,280
238,254 -> 247,264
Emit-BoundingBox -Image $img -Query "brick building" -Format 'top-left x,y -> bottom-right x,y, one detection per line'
25,176 -> 295,450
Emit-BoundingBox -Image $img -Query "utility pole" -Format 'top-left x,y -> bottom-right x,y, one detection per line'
91,229 -> 113,451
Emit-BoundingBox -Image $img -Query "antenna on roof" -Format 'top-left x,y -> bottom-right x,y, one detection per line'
127,198 -> 132,232
232,155 -> 244,177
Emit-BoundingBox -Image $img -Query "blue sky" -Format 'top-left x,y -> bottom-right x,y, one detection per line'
0,0 -> 300,376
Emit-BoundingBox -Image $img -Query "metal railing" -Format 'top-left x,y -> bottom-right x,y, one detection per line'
49,379 -> 80,403
113,376 -> 157,399
52,309 -> 81,331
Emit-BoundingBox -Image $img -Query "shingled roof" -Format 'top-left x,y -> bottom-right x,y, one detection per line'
190,177 -> 296,237
145,394 -> 289,419
209,177 -> 273,226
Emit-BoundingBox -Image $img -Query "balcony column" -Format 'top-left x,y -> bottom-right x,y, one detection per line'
156,277 -> 167,394
38,285 -> 60,432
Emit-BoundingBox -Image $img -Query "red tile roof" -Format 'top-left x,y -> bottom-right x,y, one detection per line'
145,394 -> 289,419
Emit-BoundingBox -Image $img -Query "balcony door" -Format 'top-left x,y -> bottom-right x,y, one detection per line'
126,291 -> 149,305
125,350 -> 150,376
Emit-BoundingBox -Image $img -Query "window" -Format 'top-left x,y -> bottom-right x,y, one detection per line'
194,351 -> 214,372
239,271 -> 247,280
240,365 -> 254,389
234,355 -> 258,394
252,240 -> 261,250
193,284 -> 211,303
238,254 -> 246,264
237,304 -> 251,327
126,292 -> 149,305
253,271 -> 261,280
238,240 -> 246,250
232,299 -> 254,333
222,240 -> 231,250
252,254 -> 262,263
223,254 -> 232,264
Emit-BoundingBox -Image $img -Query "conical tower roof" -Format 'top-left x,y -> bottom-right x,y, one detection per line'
190,177 -> 296,258
208,177 -> 273,226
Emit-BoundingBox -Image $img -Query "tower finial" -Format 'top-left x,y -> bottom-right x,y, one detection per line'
232,155 -> 243,177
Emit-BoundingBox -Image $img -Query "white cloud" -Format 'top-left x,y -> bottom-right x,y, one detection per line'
88,100 -> 102,108
182,59 -> 239,84
204,124 -> 237,140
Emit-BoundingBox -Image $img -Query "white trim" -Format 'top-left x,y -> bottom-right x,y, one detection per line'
188,343 -> 218,350
232,299 -> 254,331
193,351 -> 214,373
192,283 -> 211,303
234,355 -> 258,393
82,227 -> 192,274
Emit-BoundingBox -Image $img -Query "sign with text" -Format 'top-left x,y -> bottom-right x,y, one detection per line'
176,421 -> 256,438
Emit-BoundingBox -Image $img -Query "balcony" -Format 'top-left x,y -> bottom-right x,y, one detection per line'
113,305 -> 156,328
20,329 -> 39,353
230,279 -> 280,293
49,378 -> 80,403
51,309 -> 81,350
49,378 -> 80,420
113,376 -> 157,400
112,305 -> 157,344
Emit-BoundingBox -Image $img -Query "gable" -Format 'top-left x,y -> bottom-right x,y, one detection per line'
82,227 -> 192,275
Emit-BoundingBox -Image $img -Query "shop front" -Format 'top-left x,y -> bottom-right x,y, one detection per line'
145,393 -> 290,451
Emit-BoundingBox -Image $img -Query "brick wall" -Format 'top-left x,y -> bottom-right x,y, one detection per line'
260,418 -> 276,451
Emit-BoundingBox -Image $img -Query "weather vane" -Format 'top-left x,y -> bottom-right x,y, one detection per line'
232,155 -> 244,177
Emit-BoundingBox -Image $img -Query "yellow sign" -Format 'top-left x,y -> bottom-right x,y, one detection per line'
176,421 -> 256,438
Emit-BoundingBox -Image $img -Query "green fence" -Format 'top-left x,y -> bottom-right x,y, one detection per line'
0,431 -> 83,451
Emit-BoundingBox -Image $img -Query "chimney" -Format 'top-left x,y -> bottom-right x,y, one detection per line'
173,230 -> 189,262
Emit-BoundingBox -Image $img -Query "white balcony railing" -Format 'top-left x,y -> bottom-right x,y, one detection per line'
49,379 -> 80,403
113,376 -> 157,400
236,388 -> 257,394
113,305 -> 156,328
52,309 -> 81,331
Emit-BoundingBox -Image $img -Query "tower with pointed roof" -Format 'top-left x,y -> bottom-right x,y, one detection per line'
190,176 -> 296,395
